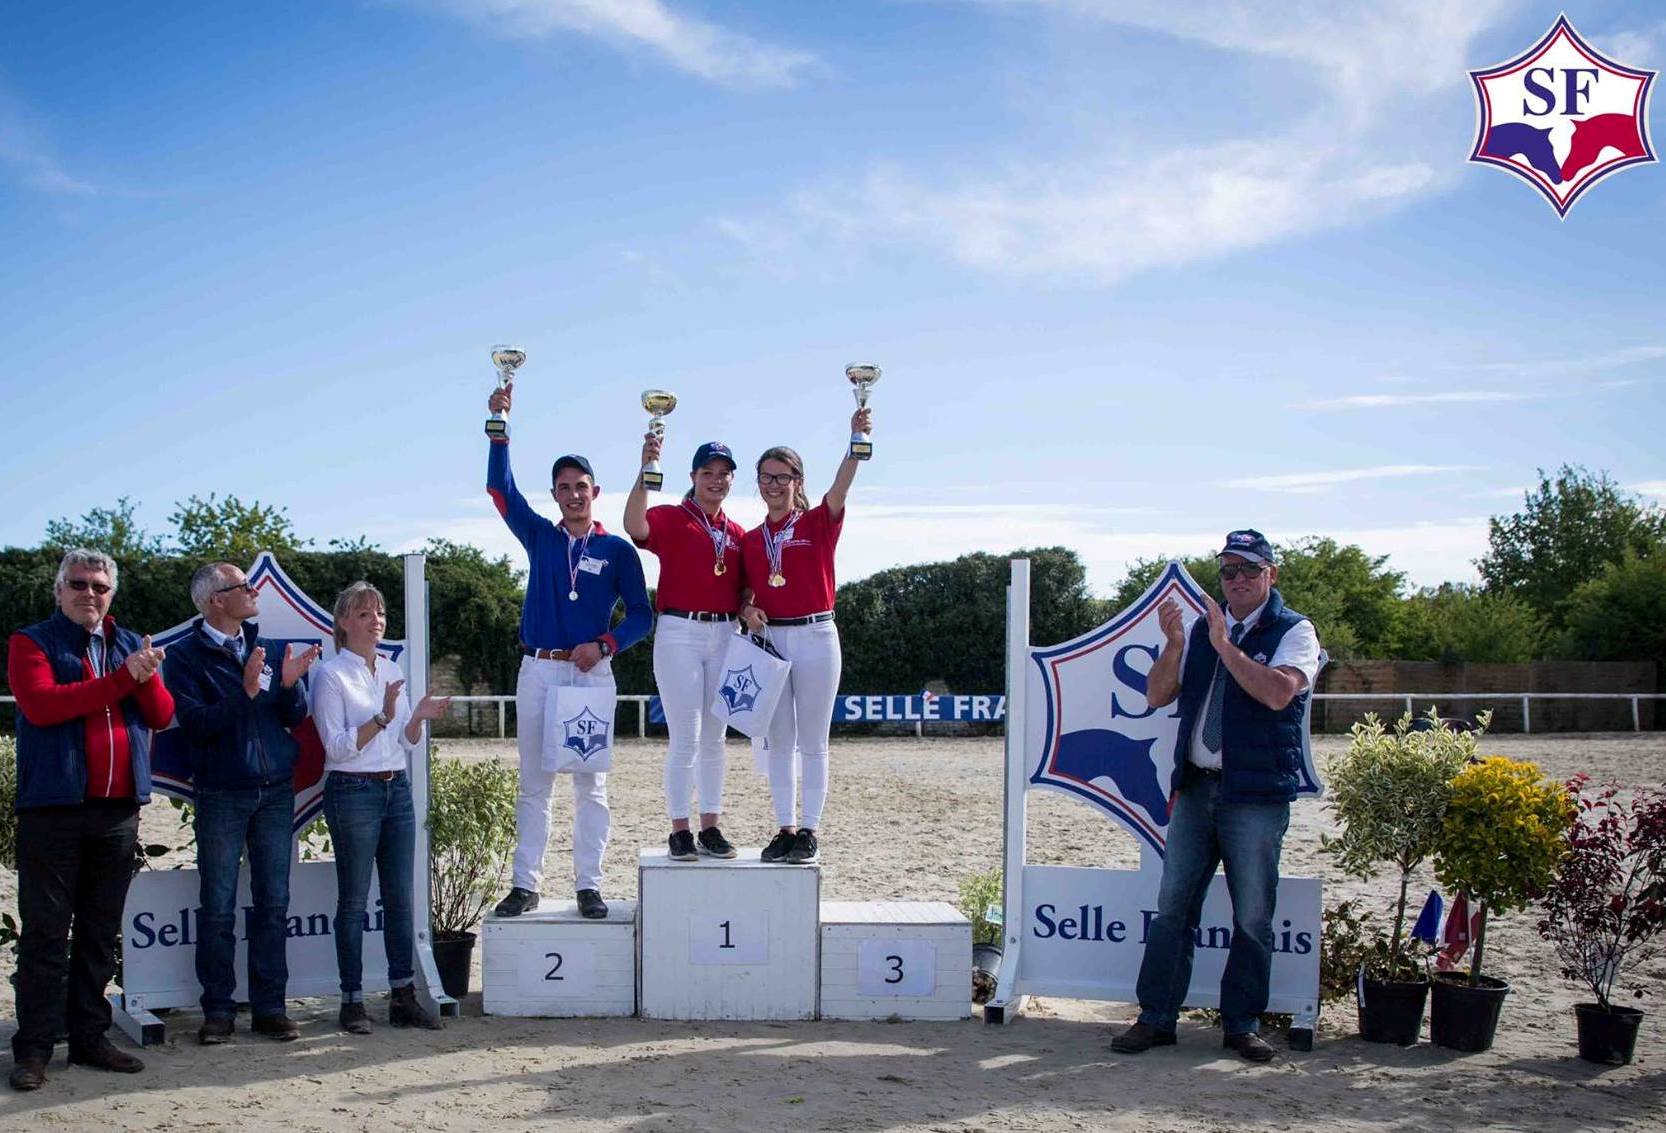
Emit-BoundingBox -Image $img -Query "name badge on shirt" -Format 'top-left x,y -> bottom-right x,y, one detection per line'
577,555 -> 606,575
258,664 -> 273,692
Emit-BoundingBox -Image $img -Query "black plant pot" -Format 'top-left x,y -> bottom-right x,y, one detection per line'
432,931 -> 477,1000
1430,973 -> 1509,1052
1357,976 -> 1429,1046
972,943 -> 1003,1005
1574,1003 -> 1644,1066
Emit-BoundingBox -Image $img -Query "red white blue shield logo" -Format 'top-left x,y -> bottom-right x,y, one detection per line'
1028,562 -> 1324,857
1469,15 -> 1656,217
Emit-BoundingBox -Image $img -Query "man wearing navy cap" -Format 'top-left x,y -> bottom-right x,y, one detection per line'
484,382 -> 652,920
1111,529 -> 1321,1062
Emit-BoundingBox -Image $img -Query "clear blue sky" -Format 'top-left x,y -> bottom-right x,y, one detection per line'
3,1 -> 1662,594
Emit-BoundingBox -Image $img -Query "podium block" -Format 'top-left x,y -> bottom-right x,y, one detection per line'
482,900 -> 638,1017
819,901 -> 972,1021
638,848 -> 819,1020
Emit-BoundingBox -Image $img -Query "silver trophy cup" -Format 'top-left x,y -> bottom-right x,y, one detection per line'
484,345 -> 526,440
640,389 -> 678,491
846,362 -> 880,461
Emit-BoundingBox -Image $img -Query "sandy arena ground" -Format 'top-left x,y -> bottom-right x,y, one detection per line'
2,732 -> 1664,1131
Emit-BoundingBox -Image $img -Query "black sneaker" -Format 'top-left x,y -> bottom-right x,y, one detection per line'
576,888 -> 608,919
668,829 -> 698,861
697,826 -> 737,858
494,887 -> 539,917
761,829 -> 796,863
786,828 -> 819,864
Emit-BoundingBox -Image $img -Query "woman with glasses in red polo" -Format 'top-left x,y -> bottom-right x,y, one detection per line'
739,405 -> 872,864
625,438 -> 746,863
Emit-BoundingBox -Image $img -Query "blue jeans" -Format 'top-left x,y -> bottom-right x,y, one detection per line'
194,783 -> 294,1019
1134,770 -> 1289,1035
322,771 -> 415,1001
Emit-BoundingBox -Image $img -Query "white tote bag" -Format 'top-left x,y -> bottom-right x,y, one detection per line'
541,683 -> 618,773
709,631 -> 791,740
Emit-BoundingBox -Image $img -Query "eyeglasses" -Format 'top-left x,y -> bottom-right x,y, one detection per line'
1218,563 -> 1267,581
215,581 -> 257,596
757,473 -> 800,487
64,579 -> 113,596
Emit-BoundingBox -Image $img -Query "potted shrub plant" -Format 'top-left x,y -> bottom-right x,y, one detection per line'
1537,776 -> 1666,1065
1431,755 -> 1574,1052
1323,712 -> 1477,1045
428,752 -> 518,999
956,866 -> 1003,1004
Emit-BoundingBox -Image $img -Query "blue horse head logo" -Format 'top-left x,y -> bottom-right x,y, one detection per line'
720,666 -> 760,713
562,707 -> 610,760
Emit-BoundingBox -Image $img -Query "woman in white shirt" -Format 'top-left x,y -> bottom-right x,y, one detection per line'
310,581 -> 450,1034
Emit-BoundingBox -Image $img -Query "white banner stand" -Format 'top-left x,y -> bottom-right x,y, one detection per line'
111,552 -> 455,1042
984,559 -> 1322,1050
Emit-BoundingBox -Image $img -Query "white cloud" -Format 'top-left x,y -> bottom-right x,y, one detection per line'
0,86 -> 97,196
413,0 -> 815,87
1297,390 -> 1542,410
1227,464 -> 1477,493
1599,21 -> 1666,66
1464,344 -> 1666,378
722,1 -> 1510,282
1633,480 -> 1666,501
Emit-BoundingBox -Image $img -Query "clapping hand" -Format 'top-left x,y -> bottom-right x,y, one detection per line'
1202,594 -> 1230,652
383,678 -> 406,719
410,693 -> 452,723
243,646 -> 267,698
123,635 -> 166,683
281,643 -> 322,688
1157,599 -> 1187,649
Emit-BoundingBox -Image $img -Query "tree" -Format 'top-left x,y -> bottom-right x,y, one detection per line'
43,497 -> 165,560
169,493 -> 311,561
1108,553 -> 1221,612
1558,553 -> 1666,675
836,546 -> 1107,692
1391,583 -> 1545,663
1479,466 -> 1666,629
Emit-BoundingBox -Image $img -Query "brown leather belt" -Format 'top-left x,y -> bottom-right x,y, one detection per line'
332,770 -> 404,781
522,645 -> 574,661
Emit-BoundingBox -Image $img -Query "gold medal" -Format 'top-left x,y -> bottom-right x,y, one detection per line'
769,572 -> 786,588
714,561 -> 726,577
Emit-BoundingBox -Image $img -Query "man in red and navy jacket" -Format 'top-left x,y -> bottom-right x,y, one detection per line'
485,379 -> 651,921
7,549 -> 174,1091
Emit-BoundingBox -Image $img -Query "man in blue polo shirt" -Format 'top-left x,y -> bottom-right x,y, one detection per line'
1111,530 -> 1320,1063
485,380 -> 651,920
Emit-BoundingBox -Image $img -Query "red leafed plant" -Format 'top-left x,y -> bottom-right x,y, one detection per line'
1537,775 -> 1666,1011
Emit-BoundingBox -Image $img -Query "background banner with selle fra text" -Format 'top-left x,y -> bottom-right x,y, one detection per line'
984,559 -> 1325,1047
113,552 -> 455,1040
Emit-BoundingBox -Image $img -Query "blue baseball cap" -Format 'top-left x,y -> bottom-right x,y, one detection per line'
551,454 -> 595,481
1218,529 -> 1275,565
691,442 -> 736,471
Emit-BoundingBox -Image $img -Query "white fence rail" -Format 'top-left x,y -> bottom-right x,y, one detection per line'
4,692 -> 1662,738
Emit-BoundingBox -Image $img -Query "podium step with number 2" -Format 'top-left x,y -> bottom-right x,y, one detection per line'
482,900 -> 638,1017
638,847 -> 820,1020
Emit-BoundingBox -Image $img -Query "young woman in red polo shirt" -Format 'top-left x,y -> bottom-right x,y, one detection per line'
625,438 -> 746,863
739,406 -> 872,864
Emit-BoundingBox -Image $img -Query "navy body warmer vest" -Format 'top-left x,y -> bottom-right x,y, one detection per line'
1170,588 -> 1310,804
15,611 -> 154,809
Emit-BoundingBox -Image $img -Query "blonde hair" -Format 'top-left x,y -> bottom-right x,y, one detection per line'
331,581 -> 386,649
757,446 -> 810,511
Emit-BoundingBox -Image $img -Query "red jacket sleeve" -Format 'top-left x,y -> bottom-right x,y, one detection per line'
131,665 -> 176,729
7,633 -> 141,727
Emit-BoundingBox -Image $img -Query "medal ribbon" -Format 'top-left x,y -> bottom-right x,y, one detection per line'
763,509 -> 801,583
682,500 -> 729,573
566,522 -> 595,599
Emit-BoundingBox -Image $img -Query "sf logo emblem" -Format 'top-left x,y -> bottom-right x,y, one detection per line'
561,707 -> 610,760
720,666 -> 760,713
1469,15 -> 1655,217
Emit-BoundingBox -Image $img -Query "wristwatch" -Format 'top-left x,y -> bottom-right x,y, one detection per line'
592,638 -> 614,658
373,711 -> 391,729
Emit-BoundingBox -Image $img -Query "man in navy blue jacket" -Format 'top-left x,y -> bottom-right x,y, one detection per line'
162,562 -> 320,1045
1111,530 -> 1321,1063
485,379 -> 651,920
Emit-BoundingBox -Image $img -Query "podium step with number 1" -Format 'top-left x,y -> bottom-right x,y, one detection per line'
638,847 -> 820,1020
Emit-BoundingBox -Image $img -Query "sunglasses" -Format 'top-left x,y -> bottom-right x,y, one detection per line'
215,581 -> 257,596
1218,563 -> 1268,581
64,578 -> 113,596
757,473 -> 800,487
